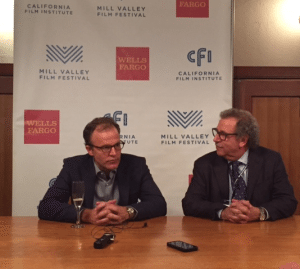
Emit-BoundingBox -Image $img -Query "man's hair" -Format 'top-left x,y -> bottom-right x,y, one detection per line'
220,108 -> 260,149
83,117 -> 120,146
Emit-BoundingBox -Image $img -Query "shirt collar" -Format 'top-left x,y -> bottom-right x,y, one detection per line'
227,149 -> 249,166
93,160 -> 117,180
237,150 -> 249,166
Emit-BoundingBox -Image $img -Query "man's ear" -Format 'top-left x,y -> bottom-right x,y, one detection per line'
86,145 -> 94,156
238,136 -> 249,148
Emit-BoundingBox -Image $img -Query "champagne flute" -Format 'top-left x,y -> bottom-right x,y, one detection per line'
71,181 -> 85,228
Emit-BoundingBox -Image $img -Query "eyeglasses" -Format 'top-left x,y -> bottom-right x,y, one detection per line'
212,128 -> 238,141
89,141 -> 125,153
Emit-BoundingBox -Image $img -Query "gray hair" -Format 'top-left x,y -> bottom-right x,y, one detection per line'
220,108 -> 260,149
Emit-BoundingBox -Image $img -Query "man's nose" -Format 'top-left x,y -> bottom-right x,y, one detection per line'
109,146 -> 117,155
213,134 -> 221,143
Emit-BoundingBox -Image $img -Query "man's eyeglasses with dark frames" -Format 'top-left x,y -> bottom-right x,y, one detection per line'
90,141 -> 125,153
212,128 -> 238,141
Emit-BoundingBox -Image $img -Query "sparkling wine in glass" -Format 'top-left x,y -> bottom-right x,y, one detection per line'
71,181 -> 85,228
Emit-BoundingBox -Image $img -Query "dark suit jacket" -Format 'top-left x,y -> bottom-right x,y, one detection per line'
182,147 -> 297,221
38,153 -> 167,223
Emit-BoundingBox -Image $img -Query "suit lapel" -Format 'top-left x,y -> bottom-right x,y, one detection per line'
115,154 -> 129,206
213,156 -> 229,200
81,155 -> 97,208
246,148 -> 262,201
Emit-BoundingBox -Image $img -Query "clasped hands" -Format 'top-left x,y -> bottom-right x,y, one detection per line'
81,199 -> 129,226
221,199 -> 260,224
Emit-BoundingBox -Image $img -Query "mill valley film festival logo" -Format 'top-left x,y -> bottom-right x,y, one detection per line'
176,48 -> 222,81
168,110 -> 203,129
97,5 -> 146,18
116,47 -> 149,81
46,45 -> 83,64
24,110 -> 59,144
39,45 -> 90,81
176,0 -> 209,18
162,110 -> 209,146
104,111 -> 138,145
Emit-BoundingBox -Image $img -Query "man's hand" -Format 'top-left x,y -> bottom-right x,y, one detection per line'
81,200 -> 130,226
221,199 -> 260,224
103,203 -> 130,225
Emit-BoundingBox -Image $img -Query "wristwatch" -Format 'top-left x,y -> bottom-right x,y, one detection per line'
259,207 -> 266,221
126,207 -> 137,220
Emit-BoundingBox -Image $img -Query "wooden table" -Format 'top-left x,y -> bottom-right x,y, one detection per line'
1,216 -> 300,268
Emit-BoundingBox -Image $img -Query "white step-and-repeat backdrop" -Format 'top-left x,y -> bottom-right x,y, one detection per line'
13,0 -> 233,216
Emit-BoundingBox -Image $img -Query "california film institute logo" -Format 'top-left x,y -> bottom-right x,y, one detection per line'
46,45 -> 83,64
188,48 -> 212,67
176,0 -> 209,18
168,110 -> 203,129
24,4 -> 73,15
104,111 -> 128,126
24,110 -> 60,144
104,111 -> 138,145
176,48 -> 221,81
116,47 -> 149,81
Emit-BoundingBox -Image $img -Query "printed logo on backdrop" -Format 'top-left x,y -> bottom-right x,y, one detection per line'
168,110 -> 203,129
187,48 -> 211,66
104,112 -> 138,145
24,4 -> 73,15
176,48 -> 222,82
116,47 -> 149,81
176,0 -> 209,18
39,45 -> 90,82
24,110 -> 59,144
161,110 -> 209,146
46,45 -> 83,64
97,5 -> 146,18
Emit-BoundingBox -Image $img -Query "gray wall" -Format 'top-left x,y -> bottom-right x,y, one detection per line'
1,0 -> 300,65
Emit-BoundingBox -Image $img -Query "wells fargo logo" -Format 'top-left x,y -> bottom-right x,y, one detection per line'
24,110 -> 59,144
176,0 -> 209,18
116,47 -> 149,80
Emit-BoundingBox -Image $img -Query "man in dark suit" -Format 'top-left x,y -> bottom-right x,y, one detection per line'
38,117 -> 166,225
182,108 -> 297,223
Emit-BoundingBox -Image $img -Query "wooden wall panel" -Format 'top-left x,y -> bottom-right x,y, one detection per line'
235,72 -> 300,215
0,64 -> 13,216
252,97 -> 300,214
0,95 -> 13,216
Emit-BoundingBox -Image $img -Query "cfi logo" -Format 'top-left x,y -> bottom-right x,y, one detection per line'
104,111 -> 128,126
188,48 -> 212,66
46,45 -> 83,64
168,110 -> 203,129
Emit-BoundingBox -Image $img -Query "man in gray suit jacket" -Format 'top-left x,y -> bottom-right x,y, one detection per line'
182,108 -> 297,223
38,117 -> 166,225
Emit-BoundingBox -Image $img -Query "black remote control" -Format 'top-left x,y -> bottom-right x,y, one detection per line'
94,233 -> 114,249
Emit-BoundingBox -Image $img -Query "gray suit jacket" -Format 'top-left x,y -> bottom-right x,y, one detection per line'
38,153 -> 167,223
182,147 -> 297,220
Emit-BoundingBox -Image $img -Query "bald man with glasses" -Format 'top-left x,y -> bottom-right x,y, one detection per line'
182,108 -> 297,223
38,117 -> 166,225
